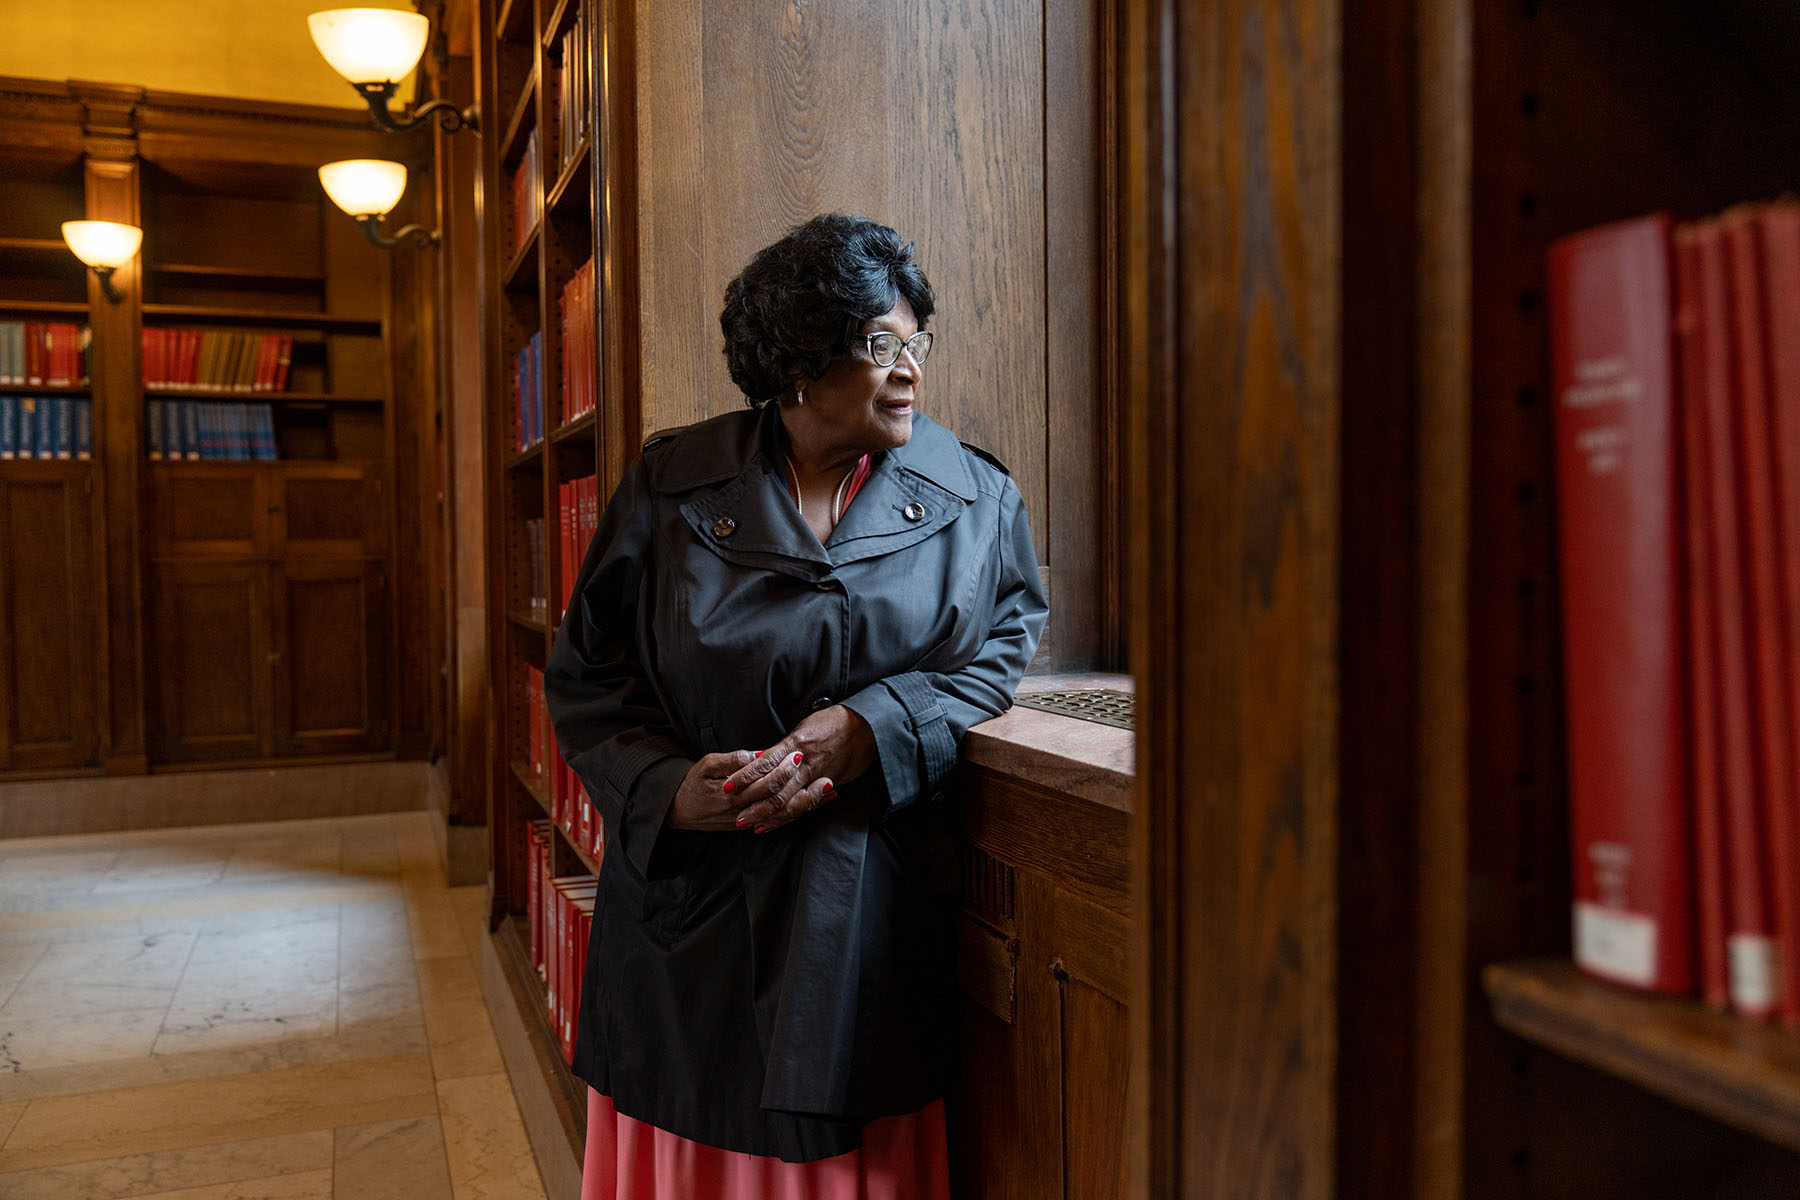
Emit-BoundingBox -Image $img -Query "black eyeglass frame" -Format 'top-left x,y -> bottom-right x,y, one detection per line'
858,330 -> 934,368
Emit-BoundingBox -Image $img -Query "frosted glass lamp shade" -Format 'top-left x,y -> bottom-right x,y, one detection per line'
319,160 -> 409,218
61,221 -> 142,270
308,8 -> 430,84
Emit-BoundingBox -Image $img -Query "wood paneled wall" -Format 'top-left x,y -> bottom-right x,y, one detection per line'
1126,0 -> 1341,1195
629,0 -> 1113,667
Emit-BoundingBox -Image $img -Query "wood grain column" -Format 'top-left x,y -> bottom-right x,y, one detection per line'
75,83 -> 148,774
1125,0 -> 1341,1195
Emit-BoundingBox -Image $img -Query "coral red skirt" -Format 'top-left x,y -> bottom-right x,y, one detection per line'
580,1089 -> 951,1200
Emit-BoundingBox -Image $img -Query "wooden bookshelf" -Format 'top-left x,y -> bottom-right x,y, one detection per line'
473,0 -> 606,1181
1486,959 -> 1800,1154
0,79 -> 435,778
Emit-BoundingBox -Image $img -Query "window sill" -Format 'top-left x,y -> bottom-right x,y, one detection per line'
961,672 -> 1135,812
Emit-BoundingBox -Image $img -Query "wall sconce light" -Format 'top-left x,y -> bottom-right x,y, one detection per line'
61,220 -> 143,303
308,8 -> 479,134
319,159 -> 440,249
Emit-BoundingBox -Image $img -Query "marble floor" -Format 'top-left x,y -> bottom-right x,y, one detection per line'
0,811 -> 547,1200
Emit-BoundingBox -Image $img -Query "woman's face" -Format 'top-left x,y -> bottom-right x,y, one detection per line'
787,296 -> 923,459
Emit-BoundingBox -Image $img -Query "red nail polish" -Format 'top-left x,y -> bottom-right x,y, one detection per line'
792,752 -> 804,764
736,815 -> 749,827
754,750 -> 763,758
722,780 -> 735,794
754,825 -> 769,835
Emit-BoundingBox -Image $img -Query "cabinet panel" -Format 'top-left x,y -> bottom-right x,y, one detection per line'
150,466 -> 266,558
271,559 -> 388,755
0,468 -> 98,771
1060,978 -> 1129,1200
275,464 -> 385,557
150,562 -> 268,762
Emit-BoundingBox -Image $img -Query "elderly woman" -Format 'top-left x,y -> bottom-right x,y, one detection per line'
546,212 -> 1047,1198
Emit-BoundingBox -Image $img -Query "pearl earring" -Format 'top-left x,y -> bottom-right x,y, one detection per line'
795,385 -> 806,405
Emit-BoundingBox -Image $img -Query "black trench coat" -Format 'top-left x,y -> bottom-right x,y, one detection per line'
544,402 -> 1047,1162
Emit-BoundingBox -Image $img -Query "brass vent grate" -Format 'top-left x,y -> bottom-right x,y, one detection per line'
1011,688 -> 1134,730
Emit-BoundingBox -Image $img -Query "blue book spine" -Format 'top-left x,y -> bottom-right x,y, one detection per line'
146,400 -> 164,460
260,406 -> 278,460
54,397 -> 71,459
182,400 -> 201,460
0,396 -> 14,458
28,397 -> 47,459
74,397 -> 91,459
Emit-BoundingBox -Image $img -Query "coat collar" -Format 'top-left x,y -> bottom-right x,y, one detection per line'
645,403 -> 980,503
652,404 -> 978,578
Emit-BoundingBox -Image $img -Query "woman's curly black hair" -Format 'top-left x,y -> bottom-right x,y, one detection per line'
720,213 -> 936,405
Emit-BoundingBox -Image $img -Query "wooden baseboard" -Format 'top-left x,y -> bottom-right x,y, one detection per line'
0,759 -> 428,839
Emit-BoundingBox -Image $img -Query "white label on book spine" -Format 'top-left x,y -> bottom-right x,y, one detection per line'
1728,934 -> 1777,1015
1573,901 -> 1657,987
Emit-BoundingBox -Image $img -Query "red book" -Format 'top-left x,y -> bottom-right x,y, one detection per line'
1690,219 -> 1776,1016
273,335 -> 293,392
1761,202 -> 1800,1018
1547,212 -> 1695,994
526,821 -> 547,971
251,335 -> 274,392
1722,209 -> 1799,1023
1672,226 -> 1731,1010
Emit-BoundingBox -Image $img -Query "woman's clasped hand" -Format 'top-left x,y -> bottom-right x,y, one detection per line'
666,703 -> 879,833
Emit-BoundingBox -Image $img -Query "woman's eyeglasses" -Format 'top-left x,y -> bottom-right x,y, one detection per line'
860,330 -> 933,368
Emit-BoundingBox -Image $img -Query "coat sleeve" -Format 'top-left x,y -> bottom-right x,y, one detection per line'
839,477 -> 1048,813
544,459 -> 692,877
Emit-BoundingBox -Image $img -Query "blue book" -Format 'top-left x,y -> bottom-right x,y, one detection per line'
0,396 -> 14,458
182,400 -> 201,460
146,400 -> 164,459
74,397 -> 91,459
48,398 -> 71,459
257,406 -> 277,460
27,397 -> 47,459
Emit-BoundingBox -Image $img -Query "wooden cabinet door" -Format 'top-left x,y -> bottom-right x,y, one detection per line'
272,464 -> 385,558
150,561 -> 271,763
0,465 -> 99,772
270,558 -> 388,756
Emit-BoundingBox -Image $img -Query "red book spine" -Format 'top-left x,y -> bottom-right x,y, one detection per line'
1672,226 -> 1731,1010
561,884 -> 576,1062
526,822 -> 544,971
1692,219 -> 1776,1016
1761,203 -> 1800,1026
1547,212 -> 1695,995
538,839 -> 553,983
547,880 -> 562,1044
1724,209 -> 1800,1022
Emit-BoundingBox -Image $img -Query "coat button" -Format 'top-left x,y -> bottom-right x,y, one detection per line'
903,502 -> 925,521
811,696 -> 833,711
712,516 -> 737,538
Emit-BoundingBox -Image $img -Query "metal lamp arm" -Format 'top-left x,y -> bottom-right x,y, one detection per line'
352,81 -> 479,134
356,216 -> 440,250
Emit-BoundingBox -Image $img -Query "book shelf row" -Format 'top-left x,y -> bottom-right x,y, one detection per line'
1551,200 -> 1800,1027
525,665 -> 603,862
527,819 -> 597,1068
511,127 -> 543,257
550,6 -> 592,178
0,395 -> 89,459
143,329 -> 294,394
0,320 -> 89,388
